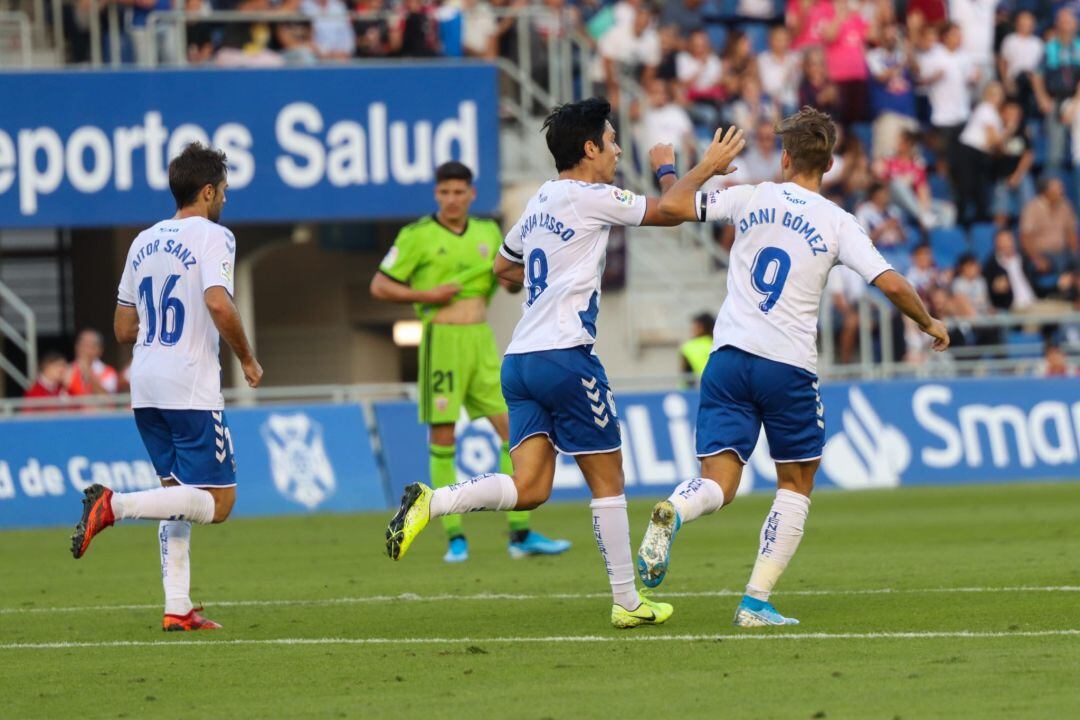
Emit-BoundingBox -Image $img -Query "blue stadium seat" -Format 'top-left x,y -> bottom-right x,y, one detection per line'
929,174 -> 952,201
1006,330 -> 1044,359
969,223 -> 996,261
850,123 -> 873,152
929,227 -> 969,269
739,23 -> 770,54
707,25 -> 728,53
881,246 -> 911,275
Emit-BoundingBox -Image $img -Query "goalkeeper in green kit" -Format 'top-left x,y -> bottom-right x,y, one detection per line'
370,161 -> 571,563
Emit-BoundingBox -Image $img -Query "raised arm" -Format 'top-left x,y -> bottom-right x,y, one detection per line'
873,270 -> 950,351
657,126 -> 746,222
639,143 -> 688,227
204,286 -> 263,388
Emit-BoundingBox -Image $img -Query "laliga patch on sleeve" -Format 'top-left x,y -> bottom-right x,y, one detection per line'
611,188 -> 636,207
220,260 -> 233,284
382,246 -> 399,268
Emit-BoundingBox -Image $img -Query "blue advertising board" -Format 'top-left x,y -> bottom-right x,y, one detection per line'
0,65 -> 499,228
373,377 -> 1080,502
0,403 -> 386,529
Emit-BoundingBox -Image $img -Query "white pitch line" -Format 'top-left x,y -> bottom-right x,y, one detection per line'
2,585 -> 1078,616
3,629 -> 1080,651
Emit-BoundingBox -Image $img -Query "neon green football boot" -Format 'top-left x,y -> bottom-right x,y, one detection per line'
386,483 -> 433,560
611,594 -> 674,629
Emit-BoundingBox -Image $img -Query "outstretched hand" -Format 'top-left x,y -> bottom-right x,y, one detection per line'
922,318 -> 951,352
703,126 -> 746,177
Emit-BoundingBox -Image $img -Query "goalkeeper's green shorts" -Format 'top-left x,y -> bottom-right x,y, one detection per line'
418,322 -> 507,425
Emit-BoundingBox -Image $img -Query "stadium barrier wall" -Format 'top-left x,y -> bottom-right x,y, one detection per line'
2,377 -> 1077,528
0,403 -> 385,529
374,377 -> 1080,502
0,64 -> 499,228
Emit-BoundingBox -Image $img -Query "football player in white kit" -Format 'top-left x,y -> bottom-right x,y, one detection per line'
636,109 -> 950,626
71,143 -> 263,632
386,98 -> 746,629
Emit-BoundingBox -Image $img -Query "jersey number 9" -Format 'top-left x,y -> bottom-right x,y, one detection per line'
750,247 -> 791,314
527,248 -> 549,306
138,274 -> 186,346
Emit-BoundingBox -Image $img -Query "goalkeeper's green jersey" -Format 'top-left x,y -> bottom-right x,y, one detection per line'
378,214 -> 504,323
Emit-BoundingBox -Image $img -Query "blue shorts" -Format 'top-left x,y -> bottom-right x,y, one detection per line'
696,346 -> 824,463
134,408 -> 237,487
502,345 -> 621,455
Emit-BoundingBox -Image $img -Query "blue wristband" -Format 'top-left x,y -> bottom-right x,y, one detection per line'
655,164 -> 676,181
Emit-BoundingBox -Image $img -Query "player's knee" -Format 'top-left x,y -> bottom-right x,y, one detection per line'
513,477 -> 551,509
210,494 -> 235,523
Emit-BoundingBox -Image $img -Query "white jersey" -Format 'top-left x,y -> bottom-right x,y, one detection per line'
698,182 -> 892,373
117,216 -> 236,410
500,179 -> 647,354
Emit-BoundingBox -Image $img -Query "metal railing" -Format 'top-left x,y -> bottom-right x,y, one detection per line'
819,294 -> 1080,380
0,279 -> 38,390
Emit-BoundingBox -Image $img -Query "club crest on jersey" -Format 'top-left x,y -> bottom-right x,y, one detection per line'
260,413 -> 337,510
220,260 -> 233,284
477,243 -> 489,258
435,396 -> 449,412
611,188 -> 636,207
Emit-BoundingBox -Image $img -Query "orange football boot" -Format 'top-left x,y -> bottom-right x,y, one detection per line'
163,607 -> 222,632
71,484 -> 115,559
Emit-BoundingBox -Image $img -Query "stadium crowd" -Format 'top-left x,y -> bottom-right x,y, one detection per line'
55,0 -> 1080,368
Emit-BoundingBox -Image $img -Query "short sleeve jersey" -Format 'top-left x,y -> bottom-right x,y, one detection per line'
697,182 -> 892,373
379,215 -> 504,322
500,179 -> 647,354
117,216 -> 236,410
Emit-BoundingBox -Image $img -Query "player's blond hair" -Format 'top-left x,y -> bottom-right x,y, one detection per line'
774,107 -> 837,177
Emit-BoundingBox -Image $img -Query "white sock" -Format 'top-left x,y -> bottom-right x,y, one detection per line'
111,486 -> 215,524
590,494 -> 639,610
159,521 -> 193,616
746,489 -> 811,602
429,473 -> 518,517
667,477 -> 725,524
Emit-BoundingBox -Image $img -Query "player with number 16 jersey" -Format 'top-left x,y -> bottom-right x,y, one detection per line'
70,143 -> 262,633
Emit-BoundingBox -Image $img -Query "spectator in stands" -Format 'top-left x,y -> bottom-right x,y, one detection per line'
906,0 -> 947,30
956,81 -> 1006,227
1036,342 -> 1075,376
675,28 -> 724,128
660,0 -> 704,35
655,23 -> 681,82
950,0 -> 997,86
799,46 -> 841,119
919,23 -> 978,197
633,78 -> 695,170
757,25 -> 800,116
724,76 -> 776,133
998,11 -> 1044,114
906,243 -> 944,297
461,0 -> 498,59
1019,178 -> 1079,299
827,133 -> 874,205
720,29 -> 756,99
1060,80 -> 1080,211
855,182 -> 907,249
950,252 -> 1000,348
274,20 -> 319,64
867,21 -> 919,160
67,329 -> 119,398
23,353 -> 70,412
1033,9 -> 1080,170
821,0 -> 871,125
724,122 -> 782,186
300,0 -> 355,60
788,0 -> 830,50
983,227 -> 1040,312
215,22 -> 285,67
391,0 -> 439,57
876,129 -> 956,230
992,100 -> 1035,226
827,265 -> 866,364
598,3 -> 661,105
355,0 -> 392,58
679,311 -> 714,382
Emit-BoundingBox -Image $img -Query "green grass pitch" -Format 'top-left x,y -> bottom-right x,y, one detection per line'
2,482 -> 1079,719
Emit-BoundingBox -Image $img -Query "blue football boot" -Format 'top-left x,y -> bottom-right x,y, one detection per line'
443,535 -> 468,563
733,595 -> 800,626
508,530 -> 571,558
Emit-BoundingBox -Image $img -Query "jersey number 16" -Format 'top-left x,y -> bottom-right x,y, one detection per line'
138,274 -> 186,346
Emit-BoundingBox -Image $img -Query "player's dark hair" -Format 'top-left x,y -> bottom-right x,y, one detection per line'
692,312 -> 715,336
775,106 -> 837,177
434,161 -> 474,185
169,142 -> 228,210
542,98 -> 611,172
